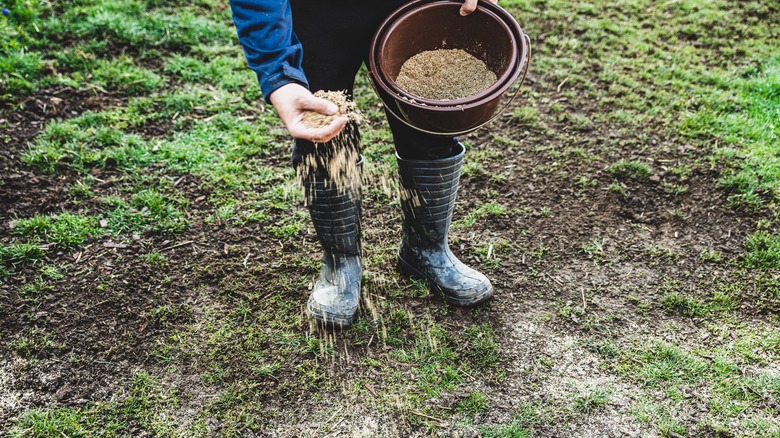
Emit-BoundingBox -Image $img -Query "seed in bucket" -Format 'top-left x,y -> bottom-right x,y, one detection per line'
395,48 -> 497,100
301,90 -> 362,128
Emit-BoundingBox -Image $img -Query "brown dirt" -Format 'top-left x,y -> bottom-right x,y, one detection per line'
0,88 -> 126,220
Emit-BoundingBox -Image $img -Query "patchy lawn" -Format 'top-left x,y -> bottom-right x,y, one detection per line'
1,0 -> 778,436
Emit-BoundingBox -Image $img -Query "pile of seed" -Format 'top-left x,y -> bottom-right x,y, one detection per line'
298,90 -> 364,201
395,48 -> 497,100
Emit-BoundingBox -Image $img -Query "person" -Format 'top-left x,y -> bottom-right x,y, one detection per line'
229,0 -> 497,328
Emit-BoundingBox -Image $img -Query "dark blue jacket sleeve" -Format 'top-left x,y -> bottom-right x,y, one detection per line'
229,0 -> 308,102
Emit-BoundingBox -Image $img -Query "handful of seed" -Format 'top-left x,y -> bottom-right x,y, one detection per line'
301,90 -> 362,129
395,48 -> 497,101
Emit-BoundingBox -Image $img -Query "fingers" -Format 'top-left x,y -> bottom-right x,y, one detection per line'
460,0 -> 478,15
460,0 -> 498,15
288,115 -> 349,144
298,93 -> 339,116
292,94 -> 347,142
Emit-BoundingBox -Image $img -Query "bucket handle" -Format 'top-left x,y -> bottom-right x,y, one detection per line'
368,32 -> 532,137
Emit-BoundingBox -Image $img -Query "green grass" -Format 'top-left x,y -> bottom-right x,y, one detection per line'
461,323 -> 500,371
456,391 -> 490,416
513,0 -> 778,207
18,278 -> 55,298
143,251 -> 166,267
453,201 -> 507,229
13,327 -> 64,359
572,387 -> 612,413
0,242 -> 45,264
13,212 -> 99,249
608,160 -> 654,182
660,290 -> 709,318
681,59 -> 780,200
581,238 -> 604,260
743,231 -> 780,269
1,0 -> 237,98
609,329 -> 780,435
7,371 -> 179,437
103,189 -> 189,234
478,421 -> 532,438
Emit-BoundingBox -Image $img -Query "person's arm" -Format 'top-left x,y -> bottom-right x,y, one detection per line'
229,0 -> 347,142
229,0 -> 306,101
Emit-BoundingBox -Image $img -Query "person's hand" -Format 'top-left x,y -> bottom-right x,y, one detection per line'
268,83 -> 348,143
460,0 -> 498,16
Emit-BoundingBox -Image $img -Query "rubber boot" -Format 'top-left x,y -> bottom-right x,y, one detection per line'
396,144 -> 493,306
301,158 -> 363,328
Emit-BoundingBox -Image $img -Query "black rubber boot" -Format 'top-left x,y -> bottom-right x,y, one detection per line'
396,144 -> 493,307
301,159 -> 363,328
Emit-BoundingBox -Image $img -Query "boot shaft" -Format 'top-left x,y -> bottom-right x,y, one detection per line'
300,157 -> 363,257
397,144 -> 465,245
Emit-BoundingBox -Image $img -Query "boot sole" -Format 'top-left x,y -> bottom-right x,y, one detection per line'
306,292 -> 359,329
307,305 -> 358,329
397,255 -> 493,307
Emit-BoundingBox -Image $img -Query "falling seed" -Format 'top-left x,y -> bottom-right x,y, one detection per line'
297,91 -> 364,203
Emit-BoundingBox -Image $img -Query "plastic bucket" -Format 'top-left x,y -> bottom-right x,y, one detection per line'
368,0 -> 531,136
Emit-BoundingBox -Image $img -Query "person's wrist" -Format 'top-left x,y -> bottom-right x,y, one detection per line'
269,83 -> 305,108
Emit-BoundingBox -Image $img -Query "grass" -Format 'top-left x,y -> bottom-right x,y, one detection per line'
743,231 -> 780,269
13,328 -> 64,359
602,325 -> 780,435
572,386 -> 612,413
456,391 -> 490,416
453,201 -> 507,229
13,212 -> 99,249
0,242 -> 45,264
506,0 -> 780,209
580,238 -> 604,260
478,421 -> 532,438
608,159 -> 654,182
1,0 -> 237,99
7,371 -> 179,437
